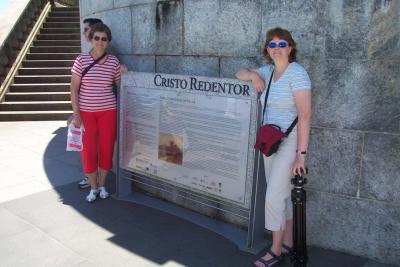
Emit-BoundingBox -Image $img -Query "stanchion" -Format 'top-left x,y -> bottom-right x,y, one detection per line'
291,171 -> 308,267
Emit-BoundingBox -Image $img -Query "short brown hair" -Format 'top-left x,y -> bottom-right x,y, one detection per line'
89,23 -> 112,42
263,27 -> 297,63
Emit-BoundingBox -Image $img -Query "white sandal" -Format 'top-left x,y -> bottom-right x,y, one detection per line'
98,187 -> 109,199
86,189 -> 98,203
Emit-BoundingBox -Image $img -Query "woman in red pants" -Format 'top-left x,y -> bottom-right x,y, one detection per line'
70,23 -> 121,202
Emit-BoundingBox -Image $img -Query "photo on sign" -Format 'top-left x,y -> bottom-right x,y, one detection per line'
158,132 -> 183,165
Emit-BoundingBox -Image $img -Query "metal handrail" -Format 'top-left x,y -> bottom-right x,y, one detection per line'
0,2 -> 52,102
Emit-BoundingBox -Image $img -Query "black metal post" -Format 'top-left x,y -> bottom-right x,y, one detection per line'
291,173 -> 308,267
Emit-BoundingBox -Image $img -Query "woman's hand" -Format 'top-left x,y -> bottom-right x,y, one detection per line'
235,68 -> 265,92
121,64 -> 128,73
71,114 -> 82,128
292,154 -> 307,176
251,74 -> 265,93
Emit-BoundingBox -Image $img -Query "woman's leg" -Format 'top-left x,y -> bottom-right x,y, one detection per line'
256,222 -> 291,266
283,219 -> 293,249
271,230 -> 284,254
97,168 -> 108,187
80,111 -> 101,202
255,137 -> 296,266
80,111 -> 99,188
96,109 -> 116,192
86,171 -> 98,189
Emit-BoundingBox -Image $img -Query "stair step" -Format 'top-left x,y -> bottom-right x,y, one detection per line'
5,92 -> 71,101
46,17 -> 80,23
14,75 -> 71,84
33,40 -> 81,46
36,33 -> 80,40
0,110 -> 73,121
52,7 -> 79,12
43,22 -> 80,28
0,5 -> 80,122
48,11 -> 80,17
0,101 -> 72,111
26,53 -> 79,60
40,28 -> 80,34
22,60 -> 74,68
10,84 -> 70,92
19,68 -> 71,75
30,46 -> 81,53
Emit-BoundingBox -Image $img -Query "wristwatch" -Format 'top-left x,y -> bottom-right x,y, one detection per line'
296,150 -> 307,155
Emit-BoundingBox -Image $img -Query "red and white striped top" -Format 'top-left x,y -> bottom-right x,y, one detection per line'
71,53 -> 121,112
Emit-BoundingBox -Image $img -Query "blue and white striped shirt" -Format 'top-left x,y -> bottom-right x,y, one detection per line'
257,62 -> 311,133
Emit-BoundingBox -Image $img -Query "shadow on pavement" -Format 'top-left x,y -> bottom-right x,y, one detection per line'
44,126 -> 257,267
41,126 -> 375,267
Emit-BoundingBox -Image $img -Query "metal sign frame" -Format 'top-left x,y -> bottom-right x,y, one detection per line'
115,72 -> 268,253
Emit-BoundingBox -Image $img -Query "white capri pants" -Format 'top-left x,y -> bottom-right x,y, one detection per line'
263,133 -> 297,231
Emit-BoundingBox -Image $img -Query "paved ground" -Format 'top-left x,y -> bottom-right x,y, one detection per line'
0,121 -> 396,267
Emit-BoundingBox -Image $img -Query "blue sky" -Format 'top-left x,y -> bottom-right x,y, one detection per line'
0,0 -> 11,16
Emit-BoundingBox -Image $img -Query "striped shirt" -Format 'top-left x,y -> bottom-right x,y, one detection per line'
257,62 -> 311,133
71,53 -> 121,112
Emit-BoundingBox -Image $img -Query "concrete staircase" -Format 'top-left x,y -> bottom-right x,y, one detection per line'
0,6 -> 80,121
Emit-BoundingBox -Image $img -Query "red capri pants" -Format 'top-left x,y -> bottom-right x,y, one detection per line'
80,109 -> 117,174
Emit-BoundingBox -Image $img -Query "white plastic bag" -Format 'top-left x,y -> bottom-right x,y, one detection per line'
66,123 -> 84,151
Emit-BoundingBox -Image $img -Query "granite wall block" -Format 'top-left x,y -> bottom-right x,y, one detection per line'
114,0 -> 153,8
261,0 -> 327,59
361,133 -> 400,202
100,8 -> 133,54
131,4 -> 155,54
300,57 -> 326,104
306,127 -> 363,196
367,0 -> 400,60
311,59 -> 400,132
79,0 -> 92,17
131,2 -> 183,55
325,0 -> 372,59
156,56 -> 219,77
119,55 -> 155,72
184,0 -> 261,57
80,0 -> 113,15
324,0 -> 400,60
307,190 -> 400,265
220,57 -> 259,79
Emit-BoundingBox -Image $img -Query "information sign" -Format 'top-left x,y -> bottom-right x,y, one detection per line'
119,72 -> 256,208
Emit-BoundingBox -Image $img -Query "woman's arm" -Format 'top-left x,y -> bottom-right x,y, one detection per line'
235,68 -> 265,92
292,90 -> 312,175
70,73 -> 82,127
114,79 -> 121,88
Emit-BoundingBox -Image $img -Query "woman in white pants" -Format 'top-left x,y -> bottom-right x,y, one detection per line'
236,27 -> 311,267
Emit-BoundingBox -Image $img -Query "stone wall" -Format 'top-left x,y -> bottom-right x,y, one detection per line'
80,0 -> 400,264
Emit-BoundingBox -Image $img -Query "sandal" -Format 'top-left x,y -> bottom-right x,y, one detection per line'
86,189 -> 98,203
98,186 -> 109,199
254,249 -> 283,267
282,243 -> 293,257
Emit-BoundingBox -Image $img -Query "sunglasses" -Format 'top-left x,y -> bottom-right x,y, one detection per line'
268,41 -> 288,48
93,36 -> 108,42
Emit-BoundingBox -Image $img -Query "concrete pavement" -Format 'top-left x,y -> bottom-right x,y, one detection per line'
0,121 -> 395,267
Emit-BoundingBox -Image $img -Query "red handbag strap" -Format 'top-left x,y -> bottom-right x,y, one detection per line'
260,69 -> 298,137
261,70 -> 274,125
285,117 -> 298,136
78,52 -> 107,95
